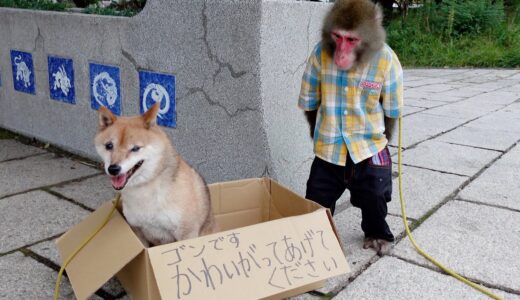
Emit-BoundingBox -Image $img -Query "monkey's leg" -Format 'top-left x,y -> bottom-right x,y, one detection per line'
349,148 -> 395,255
305,157 -> 346,215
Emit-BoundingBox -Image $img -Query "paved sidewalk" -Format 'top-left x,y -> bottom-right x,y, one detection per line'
1,69 -> 520,299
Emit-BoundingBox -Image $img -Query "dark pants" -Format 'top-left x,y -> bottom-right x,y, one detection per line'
305,148 -> 394,242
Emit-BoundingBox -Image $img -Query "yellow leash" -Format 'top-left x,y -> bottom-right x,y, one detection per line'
397,117 -> 502,300
53,193 -> 122,300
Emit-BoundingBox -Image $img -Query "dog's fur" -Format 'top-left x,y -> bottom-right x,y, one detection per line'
95,103 -> 217,246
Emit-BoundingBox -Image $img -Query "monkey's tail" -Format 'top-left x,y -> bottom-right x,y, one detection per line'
397,117 -> 503,300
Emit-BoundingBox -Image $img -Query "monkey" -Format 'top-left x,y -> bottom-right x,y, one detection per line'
305,0 -> 396,141
298,0 -> 403,256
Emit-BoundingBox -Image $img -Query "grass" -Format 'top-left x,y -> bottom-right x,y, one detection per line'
387,5 -> 520,68
0,129 -> 15,139
388,28 -> 520,68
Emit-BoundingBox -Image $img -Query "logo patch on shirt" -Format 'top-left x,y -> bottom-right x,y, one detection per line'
360,80 -> 382,90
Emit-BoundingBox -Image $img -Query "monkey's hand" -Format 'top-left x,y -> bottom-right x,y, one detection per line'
384,116 -> 397,143
304,110 -> 317,139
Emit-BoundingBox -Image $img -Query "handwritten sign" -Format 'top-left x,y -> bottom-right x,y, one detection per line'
89,63 -> 121,115
11,50 -> 35,94
48,56 -> 75,104
148,210 -> 349,299
139,70 -> 176,128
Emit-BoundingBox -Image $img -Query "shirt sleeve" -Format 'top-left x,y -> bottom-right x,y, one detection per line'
381,50 -> 403,118
298,45 -> 321,111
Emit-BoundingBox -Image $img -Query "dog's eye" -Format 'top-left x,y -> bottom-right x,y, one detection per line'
131,146 -> 141,152
105,142 -> 113,151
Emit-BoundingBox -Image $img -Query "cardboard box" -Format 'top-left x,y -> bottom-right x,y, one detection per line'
56,177 -> 350,299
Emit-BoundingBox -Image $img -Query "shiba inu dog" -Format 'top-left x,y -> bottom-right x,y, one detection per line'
94,103 -> 217,246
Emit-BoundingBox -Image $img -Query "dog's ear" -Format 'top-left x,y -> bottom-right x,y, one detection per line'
143,102 -> 160,129
98,106 -> 116,130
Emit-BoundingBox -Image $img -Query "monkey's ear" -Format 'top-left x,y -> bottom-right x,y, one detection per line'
98,106 -> 116,130
142,102 -> 160,129
374,3 -> 383,22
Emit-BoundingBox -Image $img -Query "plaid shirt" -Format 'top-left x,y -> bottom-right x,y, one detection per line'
298,42 -> 403,166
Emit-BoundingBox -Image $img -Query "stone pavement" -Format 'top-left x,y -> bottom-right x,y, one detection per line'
1,68 -> 520,299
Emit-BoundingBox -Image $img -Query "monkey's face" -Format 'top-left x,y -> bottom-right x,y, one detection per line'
331,29 -> 360,70
322,0 -> 386,70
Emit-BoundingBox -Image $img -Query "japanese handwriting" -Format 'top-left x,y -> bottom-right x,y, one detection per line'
160,229 -> 340,299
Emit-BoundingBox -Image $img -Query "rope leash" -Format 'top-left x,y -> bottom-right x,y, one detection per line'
53,193 -> 121,300
397,116 -> 502,300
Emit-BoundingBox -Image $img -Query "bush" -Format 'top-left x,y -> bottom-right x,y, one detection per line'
419,0 -> 505,37
83,6 -> 137,17
72,0 -> 98,9
386,1 -> 520,67
0,0 -> 146,16
110,0 -> 146,10
83,0 -> 145,17
444,0 -> 503,36
0,0 -> 69,11
83,0 -> 145,16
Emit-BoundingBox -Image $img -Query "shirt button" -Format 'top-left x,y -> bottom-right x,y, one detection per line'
343,110 -> 347,115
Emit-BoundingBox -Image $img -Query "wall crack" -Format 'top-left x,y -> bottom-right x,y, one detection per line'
186,87 -> 259,118
122,48 -> 139,71
201,0 -> 248,84
33,25 -> 45,52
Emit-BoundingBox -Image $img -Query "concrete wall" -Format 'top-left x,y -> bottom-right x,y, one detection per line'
260,0 -> 329,195
0,0 -> 330,193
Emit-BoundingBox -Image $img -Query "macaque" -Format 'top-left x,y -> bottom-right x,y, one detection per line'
298,0 -> 403,255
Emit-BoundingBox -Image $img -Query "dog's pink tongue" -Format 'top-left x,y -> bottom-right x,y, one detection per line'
111,174 -> 127,189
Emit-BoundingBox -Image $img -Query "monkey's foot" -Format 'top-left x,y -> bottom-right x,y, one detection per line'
363,237 -> 393,256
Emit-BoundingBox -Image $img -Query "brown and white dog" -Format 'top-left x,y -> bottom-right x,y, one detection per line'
94,103 -> 217,246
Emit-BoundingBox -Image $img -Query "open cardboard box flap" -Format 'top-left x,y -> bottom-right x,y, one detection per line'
55,201 -> 145,299
56,178 -> 349,300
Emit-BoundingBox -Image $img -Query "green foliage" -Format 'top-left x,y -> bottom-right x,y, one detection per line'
386,0 -> 520,68
0,0 -> 145,16
84,6 -> 137,17
0,0 -> 69,11
0,129 -> 15,140
448,0 -> 503,35
387,23 -> 520,67
72,0 -> 98,9
109,0 -> 145,10
83,0 -> 145,16
504,0 -> 520,24
420,0 -> 505,36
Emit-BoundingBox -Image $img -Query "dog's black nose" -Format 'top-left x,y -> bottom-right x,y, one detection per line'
108,164 -> 121,176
